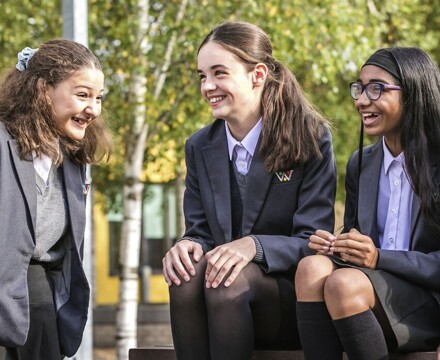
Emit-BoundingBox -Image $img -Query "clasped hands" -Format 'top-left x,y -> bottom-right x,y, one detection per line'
163,236 -> 256,288
309,228 -> 379,269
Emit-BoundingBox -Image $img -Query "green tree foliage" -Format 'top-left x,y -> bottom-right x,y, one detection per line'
1,0 -> 440,202
0,0 -> 61,72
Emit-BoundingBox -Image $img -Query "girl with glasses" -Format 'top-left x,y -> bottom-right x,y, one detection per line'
295,47 -> 440,359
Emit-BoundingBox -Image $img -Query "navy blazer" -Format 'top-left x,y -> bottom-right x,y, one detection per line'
181,119 -> 337,275
343,141 -> 440,306
0,123 -> 89,356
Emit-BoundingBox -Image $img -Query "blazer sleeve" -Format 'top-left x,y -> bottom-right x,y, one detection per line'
256,126 -> 337,273
180,137 -> 215,253
377,249 -> 440,292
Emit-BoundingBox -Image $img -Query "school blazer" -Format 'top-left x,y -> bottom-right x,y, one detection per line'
0,123 -> 89,357
181,119 -> 337,274
343,141 -> 440,306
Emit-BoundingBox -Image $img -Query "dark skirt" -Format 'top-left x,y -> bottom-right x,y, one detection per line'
330,256 -> 440,352
0,263 -> 62,360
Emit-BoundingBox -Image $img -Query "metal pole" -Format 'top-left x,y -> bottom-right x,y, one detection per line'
62,0 -> 88,45
62,1 -> 93,359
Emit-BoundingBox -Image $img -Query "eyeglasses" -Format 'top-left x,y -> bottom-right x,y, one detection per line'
349,82 -> 402,101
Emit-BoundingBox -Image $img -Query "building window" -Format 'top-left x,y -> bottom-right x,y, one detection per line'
107,182 -> 178,276
141,183 -> 177,271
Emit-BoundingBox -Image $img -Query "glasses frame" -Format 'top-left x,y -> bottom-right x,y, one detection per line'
349,82 -> 402,101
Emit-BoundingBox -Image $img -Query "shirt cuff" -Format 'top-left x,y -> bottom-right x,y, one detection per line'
249,235 -> 265,263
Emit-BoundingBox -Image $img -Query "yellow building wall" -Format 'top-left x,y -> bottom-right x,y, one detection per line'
94,201 -> 170,305
94,201 -> 119,304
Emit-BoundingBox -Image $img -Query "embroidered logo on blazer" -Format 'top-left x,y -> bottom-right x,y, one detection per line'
275,170 -> 293,182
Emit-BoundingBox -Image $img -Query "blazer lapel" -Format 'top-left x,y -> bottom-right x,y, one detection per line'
8,139 -> 37,237
202,128 -> 232,242
358,143 -> 382,244
410,194 -> 421,240
62,157 -> 86,252
241,141 -> 272,235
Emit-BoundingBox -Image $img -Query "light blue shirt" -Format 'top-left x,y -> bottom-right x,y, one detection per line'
225,118 -> 262,175
377,138 -> 413,250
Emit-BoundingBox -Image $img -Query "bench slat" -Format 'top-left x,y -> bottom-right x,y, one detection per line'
129,347 -> 438,360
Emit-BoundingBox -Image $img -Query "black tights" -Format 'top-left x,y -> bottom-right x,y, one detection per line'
169,258 -> 289,360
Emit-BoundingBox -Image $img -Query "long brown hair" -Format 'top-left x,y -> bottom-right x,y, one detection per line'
198,21 -> 328,172
0,39 -> 113,164
385,47 -> 440,232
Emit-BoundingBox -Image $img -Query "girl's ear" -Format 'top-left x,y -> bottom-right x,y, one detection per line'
252,63 -> 268,87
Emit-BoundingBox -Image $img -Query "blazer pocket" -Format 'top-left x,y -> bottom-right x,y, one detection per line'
12,279 -> 27,300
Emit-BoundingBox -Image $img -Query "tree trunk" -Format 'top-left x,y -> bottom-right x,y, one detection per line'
116,1 -> 188,359
116,0 -> 149,357
175,164 -> 185,239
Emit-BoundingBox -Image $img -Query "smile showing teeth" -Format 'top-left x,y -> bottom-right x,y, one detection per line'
209,96 -> 225,104
73,117 -> 89,125
362,112 -> 379,119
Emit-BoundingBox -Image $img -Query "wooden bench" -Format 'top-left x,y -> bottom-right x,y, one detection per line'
129,346 -> 439,359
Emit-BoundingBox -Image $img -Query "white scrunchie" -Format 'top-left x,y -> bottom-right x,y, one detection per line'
16,47 -> 38,71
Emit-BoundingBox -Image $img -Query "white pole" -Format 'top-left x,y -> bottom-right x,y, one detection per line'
62,1 -> 93,359
62,0 -> 88,44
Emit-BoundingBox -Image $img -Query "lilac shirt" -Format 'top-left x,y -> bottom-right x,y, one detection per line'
377,139 -> 413,250
225,119 -> 265,261
225,118 -> 262,175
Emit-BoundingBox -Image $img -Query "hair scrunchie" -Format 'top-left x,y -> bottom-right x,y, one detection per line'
16,47 -> 38,71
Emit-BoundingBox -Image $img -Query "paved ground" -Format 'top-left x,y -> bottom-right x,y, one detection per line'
94,348 -> 117,360
92,303 -> 172,359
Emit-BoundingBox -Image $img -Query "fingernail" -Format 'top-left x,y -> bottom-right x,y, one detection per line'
224,281 -> 230,287
190,270 -> 195,276
206,282 -> 211,288
184,275 -> 190,282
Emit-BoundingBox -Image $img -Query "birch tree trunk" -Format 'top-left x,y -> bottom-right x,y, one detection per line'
116,1 -> 189,359
175,165 -> 185,239
115,0 -> 149,358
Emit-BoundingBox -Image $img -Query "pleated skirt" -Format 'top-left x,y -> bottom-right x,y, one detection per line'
331,256 -> 440,352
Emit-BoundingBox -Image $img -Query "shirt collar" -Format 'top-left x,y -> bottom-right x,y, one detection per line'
32,150 -> 53,182
225,118 -> 262,160
382,137 -> 405,175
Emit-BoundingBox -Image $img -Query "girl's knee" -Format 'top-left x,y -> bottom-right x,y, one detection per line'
204,264 -> 260,309
295,255 -> 334,299
169,258 -> 208,304
324,269 -> 365,298
324,269 -> 374,318
296,255 -> 334,280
